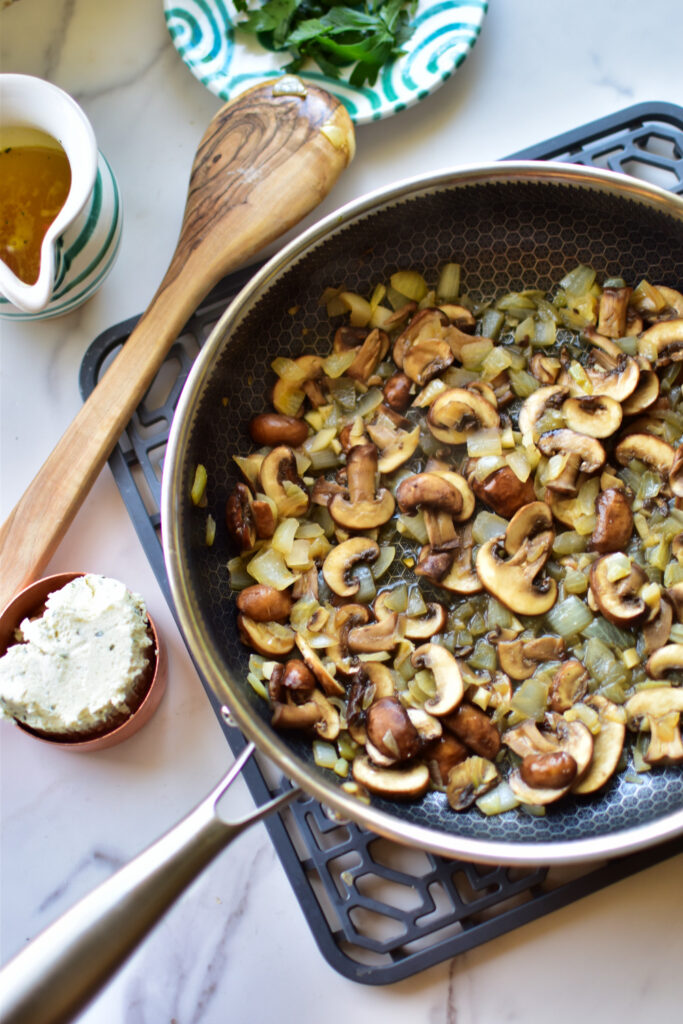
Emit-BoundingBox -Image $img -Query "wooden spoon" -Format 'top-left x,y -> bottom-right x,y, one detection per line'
0,79 -> 354,610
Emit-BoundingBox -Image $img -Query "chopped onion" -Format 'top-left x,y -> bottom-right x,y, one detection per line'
476,782 -> 519,816
461,338 -> 494,369
545,595 -> 594,637
506,449 -> 531,482
467,428 -> 503,458
390,269 -> 428,302
436,262 -> 461,301
472,510 -> 507,544
246,547 -> 298,590
339,291 -> 372,326
371,545 -> 396,580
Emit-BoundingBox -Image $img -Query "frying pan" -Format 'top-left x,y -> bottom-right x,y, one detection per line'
163,161 -> 683,867
1,163 -> 682,1024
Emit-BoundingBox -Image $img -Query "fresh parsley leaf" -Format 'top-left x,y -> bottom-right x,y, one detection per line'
234,1 -> 417,87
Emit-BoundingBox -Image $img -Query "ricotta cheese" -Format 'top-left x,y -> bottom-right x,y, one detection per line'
0,574 -> 153,736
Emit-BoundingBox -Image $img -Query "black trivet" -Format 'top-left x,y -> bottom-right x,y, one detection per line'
80,102 -> 683,984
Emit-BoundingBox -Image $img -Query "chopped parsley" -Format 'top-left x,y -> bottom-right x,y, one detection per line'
233,0 -> 417,87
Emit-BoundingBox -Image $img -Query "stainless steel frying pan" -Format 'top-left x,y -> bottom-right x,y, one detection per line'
2,163 -> 682,1024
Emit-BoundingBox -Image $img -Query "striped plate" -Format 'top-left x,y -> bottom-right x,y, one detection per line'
164,0 -> 488,125
0,151 -> 122,322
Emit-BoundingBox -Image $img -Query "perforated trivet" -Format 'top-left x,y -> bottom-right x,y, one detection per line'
80,103 -> 683,984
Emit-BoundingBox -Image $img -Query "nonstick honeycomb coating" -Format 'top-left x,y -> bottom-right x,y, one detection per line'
176,176 -> 682,850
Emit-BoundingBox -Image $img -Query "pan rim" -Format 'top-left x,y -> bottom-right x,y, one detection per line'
162,160 -> 683,866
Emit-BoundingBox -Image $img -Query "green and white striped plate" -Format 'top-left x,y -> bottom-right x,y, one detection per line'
164,0 -> 488,125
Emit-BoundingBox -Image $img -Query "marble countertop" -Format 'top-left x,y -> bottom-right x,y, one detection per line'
1,1 -> 682,1021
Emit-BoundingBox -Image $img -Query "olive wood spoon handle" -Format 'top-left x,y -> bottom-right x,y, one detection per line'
0,80 -> 354,610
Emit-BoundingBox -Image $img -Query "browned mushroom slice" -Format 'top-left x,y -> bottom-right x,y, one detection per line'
426,733 -> 468,786
236,584 -> 293,623
423,521 -> 483,594
529,353 -> 561,385
503,501 -> 554,557
250,499 -> 277,539
625,687 -> 683,765
538,429 -> 606,497
392,308 -> 450,368
470,464 -> 537,518
502,719 -> 560,759
411,643 -> 464,716
441,702 -> 501,760
518,385 -> 568,440
642,598 -> 674,656
402,602 -> 448,640
396,472 -> 463,569
307,689 -> 342,741
382,371 -> 413,412
597,284 -> 632,338
345,328 -> 389,382
403,338 -> 454,385
645,643 -> 683,679
328,443 -> 395,529
498,636 -> 565,682
637,318 -> 683,363
548,660 -> 589,712
322,536 -> 380,598
427,387 -> 499,444
260,445 -> 310,517
271,700 -> 323,732
588,554 -> 648,627
590,488 -> 634,554
237,614 -> 295,657
476,513 -> 557,617
439,303 -> 477,330
446,756 -> 499,810
295,633 -> 345,697
366,697 -> 421,762
614,432 -> 675,478
406,707 -> 443,746
226,482 -> 257,551
508,717 -> 594,805
365,408 -> 421,473
351,754 -> 430,799
571,695 -> 626,794
427,469 -> 475,523
621,369 -> 660,416
562,395 -> 622,439
584,349 -> 640,402
347,612 -> 402,653
326,602 -> 371,672
670,447 -> 683,498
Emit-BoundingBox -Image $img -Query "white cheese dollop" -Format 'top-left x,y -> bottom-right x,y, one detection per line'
0,574 -> 153,736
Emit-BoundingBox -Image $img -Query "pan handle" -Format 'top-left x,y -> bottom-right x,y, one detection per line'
0,742 -> 300,1024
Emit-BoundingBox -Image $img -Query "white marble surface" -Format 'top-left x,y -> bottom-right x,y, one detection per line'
1,1 -> 682,1021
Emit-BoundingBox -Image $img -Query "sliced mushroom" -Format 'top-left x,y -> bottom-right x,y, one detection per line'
645,643 -> 683,679
402,602 -> 448,639
503,501 -> 554,556
597,284 -> 632,338
625,687 -> 683,765
427,387 -> 499,444
529,353 -> 561,385
584,349 -> 640,402
643,712 -> 683,765
498,636 -> 565,681
307,689 -> 341,742
411,643 -> 464,717
365,408 -> 421,473
538,429 -> 606,497
519,751 -> 578,790
347,612 -> 402,653
590,488 -> 634,554
637,318 -> 683,363
477,526 -> 557,616
272,354 -> 324,417
403,338 -> 454,385
423,521 -> 483,593
322,536 -> 380,597
328,443 -> 395,529
614,433 -> 675,478
562,395 -> 623,439
351,754 -> 430,799
548,660 -> 589,712
571,695 -> 626,794
382,371 -> 413,412
426,733 -> 468,786
260,445 -> 310,517
393,308 -> 450,368
470,464 -> 537,517
406,708 -> 443,745
226,482 -> 257,551
589,554 -> 648,627
366,697 -> 421,762
670,447 -> 683,498
249,413 -> 309,448
345,328 -> 389,382
518,385 -> 568,440
621,370 -> 660,416
237,615 -> 295,657
271,700 -> 323,732
502,719 -> 560,759
508,717 -> 594,805
642,597 -> 674,656
295,633 -> 345,697
446,756 -> 499,810
396,472 -> 463,564
236,584 -> 293,623
441,703 -> 501,759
